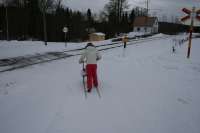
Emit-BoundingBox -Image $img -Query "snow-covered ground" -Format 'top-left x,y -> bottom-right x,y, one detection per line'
0,34 -> 200,133
0,33 -> 165,59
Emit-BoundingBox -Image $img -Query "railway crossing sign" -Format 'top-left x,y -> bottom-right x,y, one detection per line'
181,7 -> 200,22
196,9 -> 200,21
181,7 -> 200,58
181,8 -> 192,22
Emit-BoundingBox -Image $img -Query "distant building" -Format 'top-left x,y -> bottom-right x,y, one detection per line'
133,16 -> 158,34
89,32 -> 105,41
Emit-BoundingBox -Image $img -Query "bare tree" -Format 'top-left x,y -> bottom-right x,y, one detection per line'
3,0 -> 9,40
104,0 -> 129,23
54,0 -> 62,10
9,0 -> 25,6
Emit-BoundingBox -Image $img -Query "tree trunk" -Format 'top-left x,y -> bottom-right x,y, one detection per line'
42,10 -> 47,45
5,6 -> 9,40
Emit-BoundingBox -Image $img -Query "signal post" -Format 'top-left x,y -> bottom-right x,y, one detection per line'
181,7 -> 200,58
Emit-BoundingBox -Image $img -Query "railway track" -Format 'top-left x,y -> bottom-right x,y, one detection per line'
0,35 -> 171,73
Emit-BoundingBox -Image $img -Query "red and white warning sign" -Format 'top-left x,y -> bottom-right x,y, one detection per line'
181,7 -> 200,26
180,7 -> 200,58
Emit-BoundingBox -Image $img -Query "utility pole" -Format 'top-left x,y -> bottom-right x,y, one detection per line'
187,7 -> 195,58
146,0 -> 149,16
144,0 -> 149,25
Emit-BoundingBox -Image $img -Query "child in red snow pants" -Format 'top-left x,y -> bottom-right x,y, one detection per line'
86,64 -> 98,91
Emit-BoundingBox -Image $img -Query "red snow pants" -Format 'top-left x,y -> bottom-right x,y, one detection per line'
86,64 -> 98,90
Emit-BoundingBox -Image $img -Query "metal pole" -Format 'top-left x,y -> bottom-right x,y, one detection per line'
82,62 -> 87,98
147,0 -> 149,16
187,7 -> 195,58
65,32 -> 67,47
187,29 -> 192,58
5,5 -> 9,41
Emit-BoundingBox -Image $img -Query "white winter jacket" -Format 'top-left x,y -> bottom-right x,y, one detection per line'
79,45 -> 101,64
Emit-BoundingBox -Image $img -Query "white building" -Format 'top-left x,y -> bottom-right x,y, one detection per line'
133,16 -> 159,34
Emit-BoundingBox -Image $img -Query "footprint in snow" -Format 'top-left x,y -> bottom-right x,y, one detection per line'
177,98 -> 191,105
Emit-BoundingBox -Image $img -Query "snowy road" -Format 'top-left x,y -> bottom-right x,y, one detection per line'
0,36 -> 200,133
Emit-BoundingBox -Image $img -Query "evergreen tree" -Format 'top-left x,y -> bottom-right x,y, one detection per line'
87,8 -> 93,28
27,0 -> 40,39
129,9 -> 135,23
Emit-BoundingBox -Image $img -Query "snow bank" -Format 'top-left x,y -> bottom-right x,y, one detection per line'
127,31 -> 150,38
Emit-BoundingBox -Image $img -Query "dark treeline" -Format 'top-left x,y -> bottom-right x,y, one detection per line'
0,0 -> 149,42
0,5 -> 90,42
159,22 -> 200,34
1,0 -> 195,42
0,5 -> 131,41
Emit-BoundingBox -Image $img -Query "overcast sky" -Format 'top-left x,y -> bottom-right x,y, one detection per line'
63,0 -> 200,17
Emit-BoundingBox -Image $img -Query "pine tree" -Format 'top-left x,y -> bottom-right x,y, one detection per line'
87,8 -> 93,28
23,0 -> 41,40
129,9 -> 135,23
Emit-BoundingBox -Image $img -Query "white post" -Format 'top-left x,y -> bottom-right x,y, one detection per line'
64,32 -> 67,47
63,27 -> 68,47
